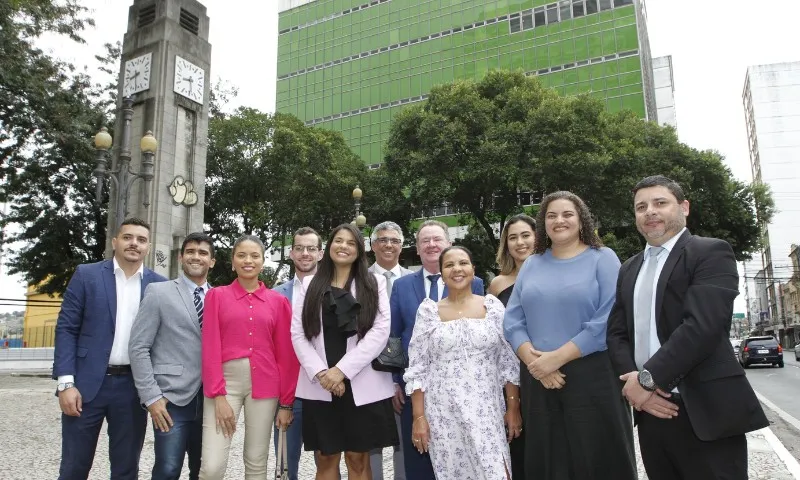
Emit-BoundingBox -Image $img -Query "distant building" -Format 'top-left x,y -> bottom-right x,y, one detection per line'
781,244 -> 800,346
652,55 -> 677,129
22,284 -> 61,348
277,0 -> 659,168
743,61 -> 800,340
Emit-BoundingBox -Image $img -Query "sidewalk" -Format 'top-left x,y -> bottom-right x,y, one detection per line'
0,375 -> 796,479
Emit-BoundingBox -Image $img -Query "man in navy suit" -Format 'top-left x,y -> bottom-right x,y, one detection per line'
273,227 -> 323,480
53,217 -> 167,480
390,220 -> 484,479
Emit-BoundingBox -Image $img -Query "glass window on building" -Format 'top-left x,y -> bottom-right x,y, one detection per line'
572,0 -> 585,17
599,0 -> 612,10
546,4 -> 559,24
534,7 -> 546,27
586,0 -> 599,14
522,10 -> 534,30
560,1 -> 572,21
510,16 -> 521,33
615,0 -> 634,5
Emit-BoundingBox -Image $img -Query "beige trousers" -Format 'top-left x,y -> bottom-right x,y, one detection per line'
199,358 -> 278,480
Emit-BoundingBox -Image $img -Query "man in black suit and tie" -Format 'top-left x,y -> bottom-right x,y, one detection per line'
607,175 -> 768,480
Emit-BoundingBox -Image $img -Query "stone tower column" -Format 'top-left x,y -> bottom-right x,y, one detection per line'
108,0 -> 211,278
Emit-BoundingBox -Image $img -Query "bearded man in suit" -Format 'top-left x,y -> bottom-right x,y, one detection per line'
53,217 -> 167,479
130,232 -> 216,480
607,175 -> 768,480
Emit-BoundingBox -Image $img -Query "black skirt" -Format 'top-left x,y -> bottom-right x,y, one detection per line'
520,351 -> 637,480
302,286 -> 398,454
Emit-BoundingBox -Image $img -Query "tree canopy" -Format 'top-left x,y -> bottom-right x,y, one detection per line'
205,108 -> 368,286
384,70 -> 772,265
0,0 -> 115,294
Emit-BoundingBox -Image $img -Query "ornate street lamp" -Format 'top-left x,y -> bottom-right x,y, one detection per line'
352,185 -> 366,227
93,96 -> 157,233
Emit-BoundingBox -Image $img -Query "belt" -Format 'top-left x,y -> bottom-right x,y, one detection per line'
106,365 -> 132,375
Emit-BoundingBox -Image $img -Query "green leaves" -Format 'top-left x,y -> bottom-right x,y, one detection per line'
205,109 -> 368,285
384,69 -> 772,270
0,3 -> 113,295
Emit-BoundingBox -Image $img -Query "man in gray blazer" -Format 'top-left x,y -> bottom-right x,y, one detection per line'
368,221 -> 413,480
273,227 -> 323,480
129,232 -> 215,480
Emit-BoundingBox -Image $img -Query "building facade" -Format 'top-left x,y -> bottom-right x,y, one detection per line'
652,55 -> 676,129
276,0 -> 658,168
22,285 -> 61,348
743,61 -> 800,340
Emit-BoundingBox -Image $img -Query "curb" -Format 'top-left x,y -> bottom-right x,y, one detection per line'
8,371 -> 51,378
755,390 -> 800,479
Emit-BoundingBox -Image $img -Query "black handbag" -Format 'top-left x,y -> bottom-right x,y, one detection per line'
372,337 -> 407,373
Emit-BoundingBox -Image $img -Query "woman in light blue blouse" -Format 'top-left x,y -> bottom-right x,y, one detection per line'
503,191 -> 636,479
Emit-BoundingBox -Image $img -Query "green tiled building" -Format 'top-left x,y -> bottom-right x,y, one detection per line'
276,0 -> 657,167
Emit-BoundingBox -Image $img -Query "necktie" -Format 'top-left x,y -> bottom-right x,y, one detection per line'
427,274 -> 441,302
194,286 -> 204,328
634,247 -> 665,369
383,270 -> 394,297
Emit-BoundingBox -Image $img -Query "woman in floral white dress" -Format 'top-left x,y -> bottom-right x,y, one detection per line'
404,246 -> 521,480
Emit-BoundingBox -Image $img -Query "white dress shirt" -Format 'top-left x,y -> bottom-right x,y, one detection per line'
108,257 -> 144,365
633,227 -> 686,390
422,268 -> 446,299
181,273 -> 210,299
292,275 -> 307,312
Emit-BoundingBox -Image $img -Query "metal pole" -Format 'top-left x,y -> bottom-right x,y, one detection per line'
114,97 -> 135,233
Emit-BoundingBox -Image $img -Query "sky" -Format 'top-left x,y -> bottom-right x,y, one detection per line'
1,0 -> 797,313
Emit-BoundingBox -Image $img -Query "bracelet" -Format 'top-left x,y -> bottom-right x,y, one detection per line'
279,404 -> 293,411
413,415 -> 426,424
507,396 -> 519,402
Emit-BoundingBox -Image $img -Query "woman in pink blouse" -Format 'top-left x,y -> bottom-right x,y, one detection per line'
291,224 -> 398,480
200,235 -> 300,479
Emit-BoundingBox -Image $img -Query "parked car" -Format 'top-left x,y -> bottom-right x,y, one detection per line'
794,343 -> 800,361
739,336 -> 783,368
730,338 -> 742,357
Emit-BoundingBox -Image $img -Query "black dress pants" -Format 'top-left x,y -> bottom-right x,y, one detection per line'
638,396 -> 747,480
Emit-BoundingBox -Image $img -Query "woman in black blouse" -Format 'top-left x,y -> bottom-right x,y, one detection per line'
487,213 -> 540,478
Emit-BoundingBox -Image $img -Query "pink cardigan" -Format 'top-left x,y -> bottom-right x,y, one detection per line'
291,273 -> 394,406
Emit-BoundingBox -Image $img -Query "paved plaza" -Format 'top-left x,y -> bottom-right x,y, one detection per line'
0,374 -> 795,479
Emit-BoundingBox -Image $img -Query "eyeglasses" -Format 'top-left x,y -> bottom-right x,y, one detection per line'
375,237 -> 402,245
292,245 -> 319,254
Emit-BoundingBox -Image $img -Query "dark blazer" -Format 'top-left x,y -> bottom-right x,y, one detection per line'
52,259 -> 167,403
274,278 -> 294,303
607,230 -> 768,441
390,268 -> 484,384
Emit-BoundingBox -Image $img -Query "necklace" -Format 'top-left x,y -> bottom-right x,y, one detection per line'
448,298 -> 469,318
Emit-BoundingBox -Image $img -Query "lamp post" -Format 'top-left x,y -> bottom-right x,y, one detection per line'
93,96 -> 157,234
352,185 -> 366,228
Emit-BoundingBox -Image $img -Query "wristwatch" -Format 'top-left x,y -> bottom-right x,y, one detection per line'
637,369 -> 657,392
57,382 -> 75,392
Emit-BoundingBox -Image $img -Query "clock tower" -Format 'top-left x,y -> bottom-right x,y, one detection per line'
111,0 -> 211,277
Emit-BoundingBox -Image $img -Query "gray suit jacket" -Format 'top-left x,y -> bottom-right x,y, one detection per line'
129,278 -> 203,407
368,263 -> 413,290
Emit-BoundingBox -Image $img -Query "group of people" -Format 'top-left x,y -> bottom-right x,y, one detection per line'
52,174 -> 768,480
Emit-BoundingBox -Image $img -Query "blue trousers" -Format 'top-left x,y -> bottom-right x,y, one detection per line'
274,399 -> 304,480
58,374 -> 147,480
152,392 -> 203,480
399,395 -> 435,480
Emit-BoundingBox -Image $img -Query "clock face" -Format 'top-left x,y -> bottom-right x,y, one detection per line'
122,53 -> 152,97
173,56 -> 205,104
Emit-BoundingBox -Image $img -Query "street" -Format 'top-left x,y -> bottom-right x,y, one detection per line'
0,372 -> 797,479
744,352 -> 800,471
